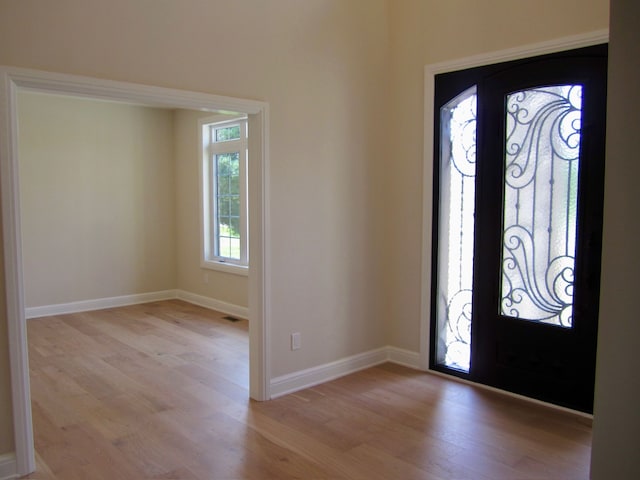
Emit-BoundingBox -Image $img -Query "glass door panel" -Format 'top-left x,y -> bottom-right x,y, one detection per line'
434,86 -> 477,372
500,86 -> 583,327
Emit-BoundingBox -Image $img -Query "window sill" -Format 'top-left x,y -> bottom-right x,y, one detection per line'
202,260 -> 249,277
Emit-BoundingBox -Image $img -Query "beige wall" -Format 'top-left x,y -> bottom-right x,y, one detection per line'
173,109 -> 248,308
2,0 -> 624,469
18,92 -> 176,307
591,0 -> 640,477
0,0 -> 390,457
18,95 -> 250,311
386,0 -> 609,351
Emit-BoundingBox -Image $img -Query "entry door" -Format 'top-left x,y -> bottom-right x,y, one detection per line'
431,44 -> 607,413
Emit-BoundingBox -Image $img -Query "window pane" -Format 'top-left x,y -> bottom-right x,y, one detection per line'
500,86 -> 582,328
229,195 -> 240,217
217,198 -> 230,218
217,175 -> 230,195
216,152 -> 241,260
435,86 -> 477,373
217,220 -> 240,260
218,236 -> 232,258
230,175 -> 240,195
217,153 -> 239,176
230,156 -> 240,176
217,235 -> 240,260
215,125 -> 240,142
229,237 -> 240,259
229,216 -> 240,237
215,151 -> 241,259
217,155 -> 229,176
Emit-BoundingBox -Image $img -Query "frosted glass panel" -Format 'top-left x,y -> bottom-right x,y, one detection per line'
435,86 -> 477,372
500,86 -> 582,328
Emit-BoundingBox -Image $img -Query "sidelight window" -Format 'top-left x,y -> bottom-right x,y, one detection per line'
434,86 -> 477,372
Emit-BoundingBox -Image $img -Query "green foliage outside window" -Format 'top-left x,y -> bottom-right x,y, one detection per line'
216,152 -> 241,259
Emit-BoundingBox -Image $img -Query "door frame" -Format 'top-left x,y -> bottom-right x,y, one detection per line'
420,30 -> 608,387
0,67 -> 271,476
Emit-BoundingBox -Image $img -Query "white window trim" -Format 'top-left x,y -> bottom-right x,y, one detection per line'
199,116 -> 249,276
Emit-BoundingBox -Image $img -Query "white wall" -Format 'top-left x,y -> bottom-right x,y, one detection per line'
18,92 -> 176,307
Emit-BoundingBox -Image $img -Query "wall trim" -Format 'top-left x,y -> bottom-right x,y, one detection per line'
25,290 -> 177,319
426,29 -> 609,76
270,346 -> 591,417
24,289 -> 249,321
387,346 -> 421,369
0,453 -> 17,480
270,346 -> 423,399
175,290 -> 249,320
420,29 -> 610,372
270,347 -> 389,398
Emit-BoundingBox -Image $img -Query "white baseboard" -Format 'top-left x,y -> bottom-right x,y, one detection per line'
25,290 -> 178,319
268,346 -> 589,418
0,453 -> 17,480
175,290 -> 248,320
270,346 -> 420,399
24,289 -> 249,320
387,346 -> 422,369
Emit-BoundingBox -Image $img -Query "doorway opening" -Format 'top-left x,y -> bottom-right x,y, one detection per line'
0,67 -> 270,476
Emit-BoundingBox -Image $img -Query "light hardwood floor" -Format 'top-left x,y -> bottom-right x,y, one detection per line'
24,300 -> 592,479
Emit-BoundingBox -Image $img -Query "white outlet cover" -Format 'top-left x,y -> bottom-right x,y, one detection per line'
291,332 -> 301,350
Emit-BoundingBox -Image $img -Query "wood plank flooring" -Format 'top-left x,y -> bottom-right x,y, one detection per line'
25,300 -> 592,479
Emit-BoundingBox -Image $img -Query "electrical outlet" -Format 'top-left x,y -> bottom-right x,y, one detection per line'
291,332 -> 301,351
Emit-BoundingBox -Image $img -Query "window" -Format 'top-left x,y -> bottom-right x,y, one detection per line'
200,117 -> 248,274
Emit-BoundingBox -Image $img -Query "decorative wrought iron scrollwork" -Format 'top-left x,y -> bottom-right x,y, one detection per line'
436,87 -> 477,371
443,289 -> 472,370
449,95 -> 477,178
500,86 -> 582,328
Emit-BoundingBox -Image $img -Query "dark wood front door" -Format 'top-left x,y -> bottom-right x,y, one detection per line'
431,44 -> 607,413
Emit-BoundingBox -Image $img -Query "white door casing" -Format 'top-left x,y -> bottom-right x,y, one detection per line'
0,66 -> 271,477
